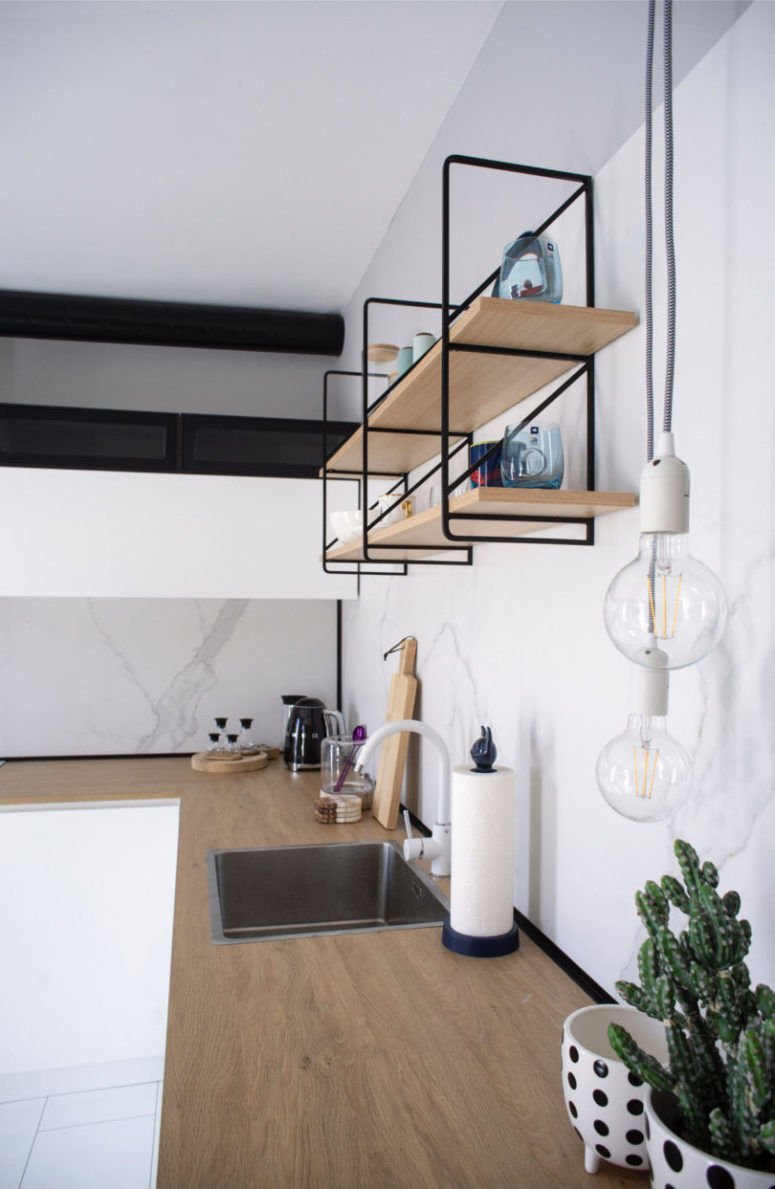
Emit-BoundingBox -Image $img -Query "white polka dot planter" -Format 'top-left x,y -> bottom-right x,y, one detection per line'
562,1004 -> 668,1175
645,1089 -> 775,1189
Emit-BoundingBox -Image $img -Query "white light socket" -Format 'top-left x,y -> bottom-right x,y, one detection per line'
639,432 -> 690,534
629,647 -> 670,716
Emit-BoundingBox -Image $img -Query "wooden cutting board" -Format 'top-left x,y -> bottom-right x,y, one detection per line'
372,638 -> 418,830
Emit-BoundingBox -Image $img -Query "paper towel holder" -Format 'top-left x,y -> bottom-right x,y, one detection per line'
441,725 -> 519,958
441,918 -> 519,958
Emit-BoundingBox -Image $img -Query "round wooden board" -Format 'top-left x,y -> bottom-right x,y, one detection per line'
191,751 -> 268,774
366,342 -> 398,363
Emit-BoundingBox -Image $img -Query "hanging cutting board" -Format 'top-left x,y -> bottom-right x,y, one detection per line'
372,637 -> 418,830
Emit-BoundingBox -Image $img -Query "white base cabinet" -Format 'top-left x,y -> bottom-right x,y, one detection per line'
0,801 -> 180,1075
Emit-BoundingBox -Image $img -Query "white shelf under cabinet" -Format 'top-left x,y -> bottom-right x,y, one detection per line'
0,468 -> 357,598
325,487 -> 637,562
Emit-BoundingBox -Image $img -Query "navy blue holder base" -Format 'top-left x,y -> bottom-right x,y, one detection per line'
441,919 -> 520,958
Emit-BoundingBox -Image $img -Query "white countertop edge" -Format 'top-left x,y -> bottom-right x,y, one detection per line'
0,798 -> 181,812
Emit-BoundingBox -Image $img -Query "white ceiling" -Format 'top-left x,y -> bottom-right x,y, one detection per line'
0,0 -> 750,317
0,0 -> 501,311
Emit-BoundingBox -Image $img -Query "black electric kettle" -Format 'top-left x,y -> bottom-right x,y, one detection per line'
283,697 -> 345,772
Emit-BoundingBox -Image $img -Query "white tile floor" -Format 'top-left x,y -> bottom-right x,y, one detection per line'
0,1058 -> 163,1189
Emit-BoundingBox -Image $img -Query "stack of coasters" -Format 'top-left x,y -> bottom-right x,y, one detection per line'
314,793 -> 363,824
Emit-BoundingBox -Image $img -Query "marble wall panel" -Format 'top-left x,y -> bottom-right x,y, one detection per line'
0,598 -> 338,758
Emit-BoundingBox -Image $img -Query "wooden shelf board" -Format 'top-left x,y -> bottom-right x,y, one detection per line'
322,299 -> 637,476
323,427 -> 467,477
324,486 -> 637,561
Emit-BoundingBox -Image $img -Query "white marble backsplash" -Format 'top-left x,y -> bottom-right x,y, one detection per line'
0,598 -> 338,758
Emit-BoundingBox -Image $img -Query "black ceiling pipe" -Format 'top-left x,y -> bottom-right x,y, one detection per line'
0,289 -> 344,356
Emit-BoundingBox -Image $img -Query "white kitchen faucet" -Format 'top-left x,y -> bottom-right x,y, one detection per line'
353,719 -> 451,877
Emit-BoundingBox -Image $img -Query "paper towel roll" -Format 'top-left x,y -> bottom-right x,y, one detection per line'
450,764 -> 515,938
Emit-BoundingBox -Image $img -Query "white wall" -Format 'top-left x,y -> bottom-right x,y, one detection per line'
0,802 -> 179,1074
340,2 -> 775,995
0,598 -> 340,757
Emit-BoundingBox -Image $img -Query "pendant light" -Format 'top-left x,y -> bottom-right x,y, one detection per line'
604,432 -> 727,668
597,0 -> 719,821
602,0 -> 727,672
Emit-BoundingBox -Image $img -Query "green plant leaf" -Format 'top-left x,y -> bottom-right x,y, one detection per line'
675,839 -> 701,895
662,874 -> 689,913
615,979 -> 651,1017
739,917 -> 753,957
733,963 -> 752,992
608,1022 -> 673,1091
701,860 -> 720,888
691,961 -> 716,1003
756,983 -> 775,1020
661,930 -> 694,992
709,1108 -> 736,1162
688,910 -> 715,967
759,1119 -> 775,1155
655,973 -> 676,1019
740,1029 -> 769,1110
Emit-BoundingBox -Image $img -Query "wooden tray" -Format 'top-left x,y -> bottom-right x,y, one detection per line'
191,751 -> 268,775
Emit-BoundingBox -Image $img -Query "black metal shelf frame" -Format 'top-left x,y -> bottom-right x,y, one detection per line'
321,153 -> 599,573
440,154 -> 597,549
322,368 -> 408,580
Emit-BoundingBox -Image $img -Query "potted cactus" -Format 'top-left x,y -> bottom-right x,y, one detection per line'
608,839 -> 775,1186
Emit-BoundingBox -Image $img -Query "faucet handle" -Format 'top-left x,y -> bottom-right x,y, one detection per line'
402,809 -> 424,862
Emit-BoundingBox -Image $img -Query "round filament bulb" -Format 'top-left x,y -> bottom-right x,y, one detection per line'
604,533 -> 727,669
596,714 -> 692,822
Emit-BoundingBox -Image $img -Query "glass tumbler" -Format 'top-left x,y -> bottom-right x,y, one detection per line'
501,421 -> 564,489
321,734 -> 374,809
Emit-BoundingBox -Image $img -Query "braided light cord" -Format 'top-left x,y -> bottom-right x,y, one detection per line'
645,0 -> 656,461
645,0 -> 677,456
662,0 -> 676,435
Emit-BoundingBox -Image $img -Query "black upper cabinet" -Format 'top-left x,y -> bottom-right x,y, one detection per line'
0,403 -> 178,472
0,402 -> 357,479
181,414 -> 358,479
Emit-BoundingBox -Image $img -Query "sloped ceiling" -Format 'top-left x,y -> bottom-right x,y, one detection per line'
0,1 -> 502,310
0,0 -> 749,315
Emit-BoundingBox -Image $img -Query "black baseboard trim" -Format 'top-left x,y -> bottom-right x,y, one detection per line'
401,804 -> 613,1004
514,910 -> 614,1005
2,753 -> 193,762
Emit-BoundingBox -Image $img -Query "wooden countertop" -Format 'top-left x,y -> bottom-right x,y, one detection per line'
0,758 -> 642,1187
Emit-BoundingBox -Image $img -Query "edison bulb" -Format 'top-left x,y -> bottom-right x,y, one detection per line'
596,713 -> 692,822
597,647 -> 692,823
603,436 -> 727,670
604,532 -> 727,669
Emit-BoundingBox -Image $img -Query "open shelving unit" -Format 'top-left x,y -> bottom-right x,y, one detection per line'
325,486 -> 637,562
322,154 -> 639,576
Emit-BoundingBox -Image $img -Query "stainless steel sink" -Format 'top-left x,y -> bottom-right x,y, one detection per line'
206,840 -> 449,943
